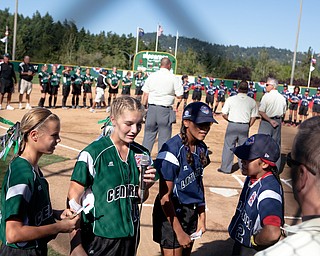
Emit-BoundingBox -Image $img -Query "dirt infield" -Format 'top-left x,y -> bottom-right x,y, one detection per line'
0,85 -> 300,255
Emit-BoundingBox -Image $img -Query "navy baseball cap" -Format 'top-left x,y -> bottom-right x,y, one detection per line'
100,68 -> 107,73
233,81 -> 238,86
232,134 -> 280,166
283,83 -> 288,87
198,75 -> 202,79
249,81 -> 254,85
3,53 -> 10,58
318,87 -> 320,91
182,102 -> 218,124
305,88 -> 310,92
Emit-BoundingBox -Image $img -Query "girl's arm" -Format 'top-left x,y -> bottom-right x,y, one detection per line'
68,180 -> 87,256
159,178 -> 192,248
6,214 -> 79,244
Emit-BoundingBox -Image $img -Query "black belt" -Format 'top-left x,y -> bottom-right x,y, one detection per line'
148,104 -> 171,108
270,116 -> 282,119
228,121 -> 249,125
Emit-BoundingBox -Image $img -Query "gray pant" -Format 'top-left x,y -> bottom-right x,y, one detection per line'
258,118 -> 282,170
142,104 -> 172,154
220,122 -> 249,173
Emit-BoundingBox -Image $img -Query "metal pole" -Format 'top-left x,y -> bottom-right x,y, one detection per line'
307,52 -> 313,88
12,0 -> 18,60
290,0 -> 303,86
155,24 -> 159,52
5,26 -> 9,54
174,31 -> 179,58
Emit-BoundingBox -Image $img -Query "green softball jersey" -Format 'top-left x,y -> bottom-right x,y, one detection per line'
83,74 -> 94,87
0,157 -> 55,249
72,73 -> 84,85
134,76 -> 144,88
50,72 -> 61,87
122,76 -> 132,89
62,72 -> 71,86
71,136 -> 149,239
38,71 -> 50,85
107,72 -> 121,86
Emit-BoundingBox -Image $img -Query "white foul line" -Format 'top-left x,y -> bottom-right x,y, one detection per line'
232,174 -> 244,188
0,125 -> 81,153
281,178 -> 292,189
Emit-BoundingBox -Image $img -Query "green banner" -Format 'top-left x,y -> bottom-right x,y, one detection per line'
133,51 -> 177,74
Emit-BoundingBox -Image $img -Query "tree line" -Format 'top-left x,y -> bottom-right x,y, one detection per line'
0,9 -> 319,87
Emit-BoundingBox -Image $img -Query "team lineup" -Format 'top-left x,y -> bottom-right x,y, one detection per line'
0,56 -> 320,256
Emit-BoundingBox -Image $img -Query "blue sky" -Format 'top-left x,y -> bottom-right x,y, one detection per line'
0,0 -> 318,52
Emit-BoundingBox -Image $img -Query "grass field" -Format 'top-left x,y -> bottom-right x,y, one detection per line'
0,151 -> 68,256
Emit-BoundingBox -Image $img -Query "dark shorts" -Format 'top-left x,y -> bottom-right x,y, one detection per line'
153,196 -> 198,249
83,84 -> 92,93
289,102 -> 298,111
232,241 -> 257,256
0,79 -> 14,94
72,84 -> 82,95
122,87 -> 131,95
84,232 -> 139,256
109,87 -> 119,94
183,92 -> 189,100
192,90 -> 202,101
135,87 -> 143,96
313,104 -> 320,113
0,243 -> 47,256
40,83 -> 50,94
62,85 -> 70,97
206,94 -> 214,104
50,86 -> 59,95
217,94 -> 226,102
299,105 -> 309,116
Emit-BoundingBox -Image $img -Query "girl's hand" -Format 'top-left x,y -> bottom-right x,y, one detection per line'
176,230 -> 192,248
143,166 -> 156,189
60,209 -> 76,220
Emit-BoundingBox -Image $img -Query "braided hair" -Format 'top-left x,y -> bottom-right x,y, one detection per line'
180,122 -> 209,167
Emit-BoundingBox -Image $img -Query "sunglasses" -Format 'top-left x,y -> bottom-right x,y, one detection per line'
286,152 -> 316,175
266,83 -> 274,87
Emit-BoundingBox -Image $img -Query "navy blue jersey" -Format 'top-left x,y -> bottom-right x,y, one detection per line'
205,85 -> 216,96
217,85 -> 227,96
289,93 -> 301,103
280,89 -> 290,101
183,82 -> 191,93
313,93 -> 320,105
155,134 -> 210,206
229,88 -> 238,97
247,88 -> 257,99
300,95 -> 312,107
193,81 -> 204,92
228,173 -> 283,248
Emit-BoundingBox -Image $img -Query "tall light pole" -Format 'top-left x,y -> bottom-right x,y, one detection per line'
120,50 -> 134,70
12,0 -> 18,60
290,0 -> 303,86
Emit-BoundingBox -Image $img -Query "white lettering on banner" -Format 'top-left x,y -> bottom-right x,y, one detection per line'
142,53 -> 170,61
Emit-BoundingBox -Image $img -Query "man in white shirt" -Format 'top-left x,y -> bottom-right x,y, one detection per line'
141,57 -> 183,154
255,116 -> 320,256
218,80 -> 258,174
258,77 -> 286,171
